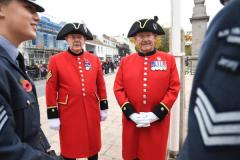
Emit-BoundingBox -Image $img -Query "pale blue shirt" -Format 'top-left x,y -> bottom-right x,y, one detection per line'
0,35 -> 19,62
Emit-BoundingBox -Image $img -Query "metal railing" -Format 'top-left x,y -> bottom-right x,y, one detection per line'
26,69 -> 47,81
184,56 -> 198,75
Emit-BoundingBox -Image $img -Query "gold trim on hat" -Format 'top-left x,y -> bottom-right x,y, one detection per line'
137,19 -> 150,29
71,23 -> 81,29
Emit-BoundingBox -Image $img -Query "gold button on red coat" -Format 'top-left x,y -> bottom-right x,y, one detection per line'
143,100 -> 147,104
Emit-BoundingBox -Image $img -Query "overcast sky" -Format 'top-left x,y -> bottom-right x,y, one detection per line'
38,0 -> 223,36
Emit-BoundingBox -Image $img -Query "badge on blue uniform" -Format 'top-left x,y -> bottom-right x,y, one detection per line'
84,59 -> 92,70
151,60 -> 167,71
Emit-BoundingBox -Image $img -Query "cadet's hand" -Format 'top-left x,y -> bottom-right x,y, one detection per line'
48,118 -> 60,130
140,112 -> 159,123
130,113 -> 150,127
100,109 -> 108,121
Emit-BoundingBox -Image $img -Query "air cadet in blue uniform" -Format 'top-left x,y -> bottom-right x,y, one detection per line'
0,0 -> 61,159
178,0 -> 240,159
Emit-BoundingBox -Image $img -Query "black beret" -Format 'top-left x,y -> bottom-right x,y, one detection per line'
56,23 -> 93,40
26,0 -> 44,12
127,16 -> 165,38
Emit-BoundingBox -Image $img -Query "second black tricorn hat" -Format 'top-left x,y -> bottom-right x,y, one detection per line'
127,16 -> 165,38
56,23 -> 93,40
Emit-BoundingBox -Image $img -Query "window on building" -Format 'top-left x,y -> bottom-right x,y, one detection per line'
53,36 -> 57,48
32,39 -> 36,45
43,34 -> 48,48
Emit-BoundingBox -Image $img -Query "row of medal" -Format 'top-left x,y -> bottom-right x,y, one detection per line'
150,60 -> 167,71
84,59 -> 92,70
83,59 -> 167,71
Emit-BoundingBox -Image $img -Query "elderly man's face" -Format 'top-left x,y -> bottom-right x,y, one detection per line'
134,32 -> 156,53
65,34 -> 85,53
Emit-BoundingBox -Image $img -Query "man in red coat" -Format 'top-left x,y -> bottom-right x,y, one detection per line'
46,23 -> 108,160
114,16 -> 180,160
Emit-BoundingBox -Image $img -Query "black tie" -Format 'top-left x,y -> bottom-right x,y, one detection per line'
16,53 -> 26,72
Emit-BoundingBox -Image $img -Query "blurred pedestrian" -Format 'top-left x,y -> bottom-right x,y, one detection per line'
103,60 -> 109,74
109,60 -> 115,73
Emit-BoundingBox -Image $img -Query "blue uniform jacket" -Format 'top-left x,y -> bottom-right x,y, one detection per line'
178,0 -> 240,159
0,46 -> 57,160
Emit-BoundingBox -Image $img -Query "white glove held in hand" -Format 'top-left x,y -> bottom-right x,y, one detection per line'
140,112 -> 159,123
130,113 -> 150,128
48,118 -> 60,131
100,109 -> 108,121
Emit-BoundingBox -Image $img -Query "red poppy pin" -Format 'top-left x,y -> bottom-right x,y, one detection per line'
20,77 -> 32,92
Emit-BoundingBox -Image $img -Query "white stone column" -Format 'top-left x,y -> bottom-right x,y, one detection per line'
168,0 -> 183,157
191,0 -> 209,56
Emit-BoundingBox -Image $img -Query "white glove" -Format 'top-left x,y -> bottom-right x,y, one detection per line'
140,112 -> 159,123
100,109 -> 108,121
130,113 -> 150,128
136,122 -> 151,128
48,118 -> 60,131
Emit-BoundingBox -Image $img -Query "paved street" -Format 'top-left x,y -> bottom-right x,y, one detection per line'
37,72 -> 193,160
35,79 -> 46,97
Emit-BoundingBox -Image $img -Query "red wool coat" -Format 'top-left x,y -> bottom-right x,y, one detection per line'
46,50 -> 107,158
114,50 -> 180,160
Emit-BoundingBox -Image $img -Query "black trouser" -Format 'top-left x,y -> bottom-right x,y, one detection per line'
62,153 -> 98,160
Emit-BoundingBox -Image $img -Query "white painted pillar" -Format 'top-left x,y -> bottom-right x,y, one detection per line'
168,0 -> 182,156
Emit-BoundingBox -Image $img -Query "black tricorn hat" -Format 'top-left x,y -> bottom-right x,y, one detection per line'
127,16 -> 165,38
56,23 -> 93,40
26,0 -> 44,12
